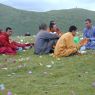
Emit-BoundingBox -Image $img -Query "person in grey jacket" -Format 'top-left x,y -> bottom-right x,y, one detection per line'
34,23 -> 59,55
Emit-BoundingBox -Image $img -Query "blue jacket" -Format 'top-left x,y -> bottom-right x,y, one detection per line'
83,26 -> 95,49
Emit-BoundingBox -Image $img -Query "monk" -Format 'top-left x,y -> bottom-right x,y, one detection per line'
0,27 -> 33,55
48,21 -> 62,36
54,25 -> 88,57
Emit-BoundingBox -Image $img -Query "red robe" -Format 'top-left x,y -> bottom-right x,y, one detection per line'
0,32 -> 33,55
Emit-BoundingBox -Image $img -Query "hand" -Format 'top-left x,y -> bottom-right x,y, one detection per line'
79,38 -> 89,46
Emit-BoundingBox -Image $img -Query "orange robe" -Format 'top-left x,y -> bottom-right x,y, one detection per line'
54,32 -> 81,57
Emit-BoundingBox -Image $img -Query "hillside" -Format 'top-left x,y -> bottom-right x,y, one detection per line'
0,3 -> 95,35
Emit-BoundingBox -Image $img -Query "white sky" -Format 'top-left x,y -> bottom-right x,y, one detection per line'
0,0 -> 95,11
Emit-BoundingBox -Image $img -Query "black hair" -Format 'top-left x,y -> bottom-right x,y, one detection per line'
39,23 -> 47,30
69,25 -> 77,32
85,18 -> 92,23
6,27 -> 12,32
49,20 -> 56,30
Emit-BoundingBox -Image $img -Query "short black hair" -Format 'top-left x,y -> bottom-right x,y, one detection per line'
49,21 -> 56,30
6,27 -> 12,32
85,18 -> 91,23
39,23 -> 47,30
50,20 -> 55,24
69,25 -> 77,32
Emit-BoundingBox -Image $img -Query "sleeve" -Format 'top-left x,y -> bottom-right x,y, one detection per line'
87,27 -> 95,41
1,36 -> 17,49
83,28 -> 87,38
93,27 -> 95,37
41,32 -> 59,40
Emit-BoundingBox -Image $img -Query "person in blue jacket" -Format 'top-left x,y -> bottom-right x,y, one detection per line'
83,18 -> 95,49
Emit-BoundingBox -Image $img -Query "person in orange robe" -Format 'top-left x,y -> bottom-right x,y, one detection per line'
54,26 -> 88,57
0,27 -> 33,55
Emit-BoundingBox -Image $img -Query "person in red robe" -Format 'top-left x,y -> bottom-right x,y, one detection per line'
0,27 -> 33,55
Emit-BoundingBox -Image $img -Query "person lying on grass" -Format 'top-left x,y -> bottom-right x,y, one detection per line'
54,25 -> 88,57
0,27 -> 33,55
34,23 -> 59,55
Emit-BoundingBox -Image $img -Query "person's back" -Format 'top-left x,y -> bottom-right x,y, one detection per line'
54,32 -> 78,57
34,30 -> 49,54
34,23 -> 59,55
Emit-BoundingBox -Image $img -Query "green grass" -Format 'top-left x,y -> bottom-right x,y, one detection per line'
0,36 -> 95,95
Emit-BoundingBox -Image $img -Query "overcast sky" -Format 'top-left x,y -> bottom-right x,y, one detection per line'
0,0 -> 95,12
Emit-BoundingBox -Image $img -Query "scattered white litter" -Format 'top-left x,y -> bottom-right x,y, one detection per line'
92,82 -> 95,87
46,65 -> 52,68
2,68 -> 8,70
8,75 -> 11,77
0,84 -> 5,90
39,63 -> 43,66
28,71 -> 32,74
78,51 -> 87,54
57,58 -> 60,61
51,61 -> 54,64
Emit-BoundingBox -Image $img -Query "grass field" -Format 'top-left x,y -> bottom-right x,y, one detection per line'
0,36 -> 95,95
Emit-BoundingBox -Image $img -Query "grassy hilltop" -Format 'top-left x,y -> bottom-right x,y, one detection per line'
0,3 -> 95,35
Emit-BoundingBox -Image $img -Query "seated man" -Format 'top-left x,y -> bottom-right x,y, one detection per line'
34,23 -> 59,55
54,26 -> 88,57
0,27 -> 33,55
48,21 -> 62,36
83,18 -> 95,49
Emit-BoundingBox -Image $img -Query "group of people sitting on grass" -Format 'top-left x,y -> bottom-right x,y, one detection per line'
0,18 -> 95,57
34,18 -> 95,57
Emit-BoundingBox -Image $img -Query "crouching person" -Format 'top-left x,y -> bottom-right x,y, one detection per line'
54,25 -> 88,57
34,23 -> 59,55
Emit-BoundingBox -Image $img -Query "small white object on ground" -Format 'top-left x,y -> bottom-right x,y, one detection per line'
92,82 -> 95,87
0,84 -> 5,90
46,65 -> 52,68
80,46 -> 86,51
51,61 -> 54,64
78,50 -> 87,54
2,68 -> 8,70
28,71 -> 32,74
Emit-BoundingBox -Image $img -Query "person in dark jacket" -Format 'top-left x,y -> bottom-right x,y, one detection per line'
34,23 -> 59,55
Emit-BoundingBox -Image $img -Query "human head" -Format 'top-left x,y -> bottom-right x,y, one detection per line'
85,18 -> 92,28
6,27 -> 13,36
69,25 -> 77,36
39,23 -> 47,31
49,21 -> 57,31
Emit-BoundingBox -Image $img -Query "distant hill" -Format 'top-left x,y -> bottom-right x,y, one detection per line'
0,3 -> 95,35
